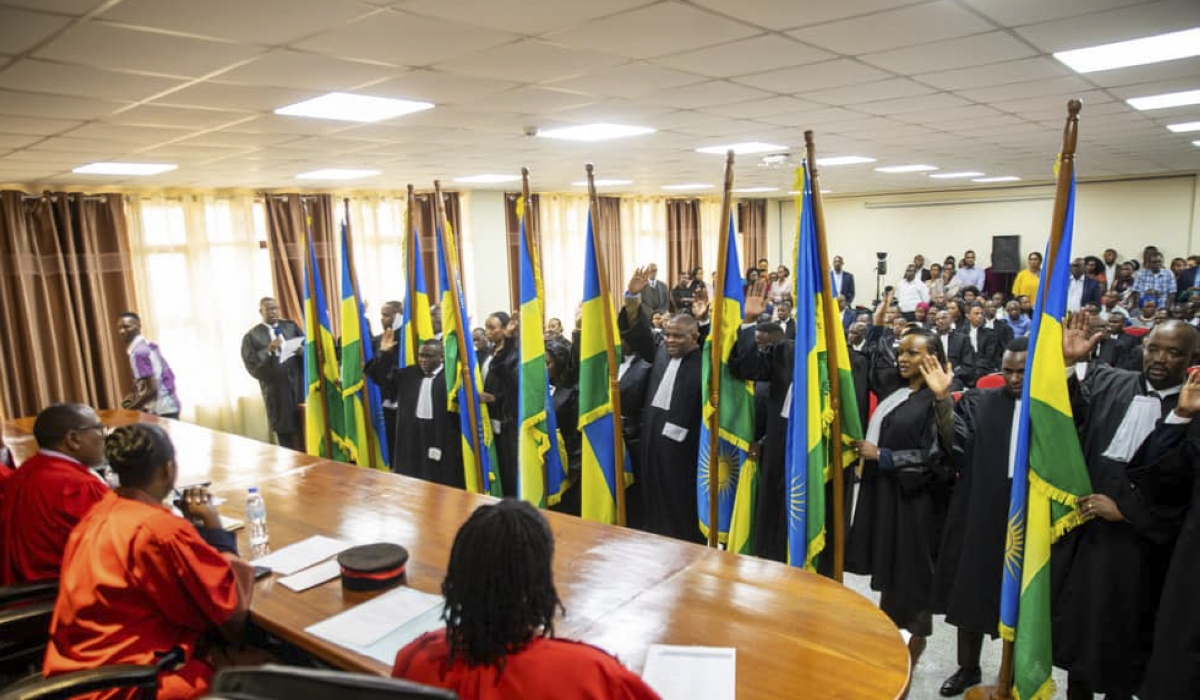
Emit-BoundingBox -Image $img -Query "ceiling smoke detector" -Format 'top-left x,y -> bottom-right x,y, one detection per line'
758,153 -> 793,168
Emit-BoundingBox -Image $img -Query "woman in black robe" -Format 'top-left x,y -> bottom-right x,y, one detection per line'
481,311 -> 519,498
847,327 -> 955,664
546,338 -> 582,516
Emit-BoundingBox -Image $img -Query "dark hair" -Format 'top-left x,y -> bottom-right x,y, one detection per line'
1028,252 -> 1043,261
1006,336 -> 1030,353
544,338 -> 574,386
104,424 -> 174,487
32,403 -> 95,448
117,311 -> 141,324
961,285 -> 980,298
489,311 -> 511,327
259,296 -> 276,307
900,326 -> 947,365
442,500 -> 562,668
777,265 -> 790,277
421,338 -> 443,352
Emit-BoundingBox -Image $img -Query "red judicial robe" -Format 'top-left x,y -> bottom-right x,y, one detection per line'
393,631 -> 661,700
44,491 -> 247,700
0,451 -> 108,585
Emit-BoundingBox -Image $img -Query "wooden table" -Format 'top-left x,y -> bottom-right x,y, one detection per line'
4,411 -> 911,699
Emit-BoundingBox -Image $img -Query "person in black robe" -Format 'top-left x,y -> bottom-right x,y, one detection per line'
847,322 -> 872,431
546,338 -> 582,517
866,290 -> 908,402
1141,372 -> 1200,699
372,301 -> 403,461
621,267 -> 708,543
617,340 -> 653,530
960,302 -> 1002,381
932,337 -> 1028,696
1053,317 -> 1198,700
364,337 -> 463,488
932,309 -> 976,389
481,311 -> 519,498
240,297 -> 304,449
847,327 -> 955,665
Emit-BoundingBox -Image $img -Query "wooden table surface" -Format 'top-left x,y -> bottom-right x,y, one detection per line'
4,411 -> 911,699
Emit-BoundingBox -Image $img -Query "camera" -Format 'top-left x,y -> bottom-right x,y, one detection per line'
876,252 -> 887,260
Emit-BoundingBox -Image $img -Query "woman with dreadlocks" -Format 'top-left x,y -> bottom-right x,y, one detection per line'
392,499 -> 660,699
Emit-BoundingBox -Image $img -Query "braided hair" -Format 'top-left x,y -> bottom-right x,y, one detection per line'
104,424 -> 174,488
442,499 -> 562,669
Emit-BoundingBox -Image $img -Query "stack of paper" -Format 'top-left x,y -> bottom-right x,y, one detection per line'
250,535 -> 350,576
306,586 -> 446,665
642,645 -> 736,700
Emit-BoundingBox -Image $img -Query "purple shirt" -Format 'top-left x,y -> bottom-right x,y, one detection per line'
128,336 -> 180,416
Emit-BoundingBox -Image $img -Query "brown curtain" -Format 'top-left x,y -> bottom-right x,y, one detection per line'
738,199 -> 768,272
595,196 -> 624,304
504,192 -> 540,311
263,193 -> 339,335
0,191 -> 137,418
666,199 -> 702,291
412,191 -> 463,305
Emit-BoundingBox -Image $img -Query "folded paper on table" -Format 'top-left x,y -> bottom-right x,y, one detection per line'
279,559 -> 341,592
642,645 -> 736,700
250,535 -> 350,576
219,515 -> 244,532
305,586 -> 445,665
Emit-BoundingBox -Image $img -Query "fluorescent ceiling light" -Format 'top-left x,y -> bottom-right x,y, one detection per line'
696,142 -> 787,155
972,176 -> 1022,183
275,92 -> 433,123
929,171 -> 984,179
816,155 -> 876,166
1194,140 -> 1200,147
453,174 -> 519,184
661,183 -> 712,190
1127,89 -> 1200,111
537,123 -> 654,142
295,168 -> 380,180
1167,121 -> 1200,132
571,179 -> 632,186
73,162 -> 176,175
733,187 -> 778,193
875,164 -> 938,173
1054,27 -> 1200,73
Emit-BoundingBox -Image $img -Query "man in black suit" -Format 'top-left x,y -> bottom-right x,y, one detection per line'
638,262 -> 670,315
830,255 -> 855,304
1177,261 -> 1199,293
241,296 -> 305,449
838,295 -> 857,335
913,254 -> 932,282
932,309 -> 975,389
961,302 -> 1001,381
776,300 -> 796,340
1093,310 -> 1142,370
1067,257 -> 1102,313
371,300 -> 403,465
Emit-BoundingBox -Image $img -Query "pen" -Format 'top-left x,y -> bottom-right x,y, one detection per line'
171,481 -> 212,499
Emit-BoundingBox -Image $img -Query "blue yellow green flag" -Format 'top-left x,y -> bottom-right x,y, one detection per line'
579,210 -> 625,524
303,235 -> 347,461
697,212 -> 755,547
400,221 -> 434,370
338,220 -> 387,470
1001,170 -> 1091,700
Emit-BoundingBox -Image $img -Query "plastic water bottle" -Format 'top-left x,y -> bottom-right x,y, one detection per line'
246,487 -> 269,547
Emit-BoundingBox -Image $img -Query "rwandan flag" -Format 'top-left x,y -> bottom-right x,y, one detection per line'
697,212 -> 755,547
338,220 -> 387,470
579,209 -> 625,525
1000,169 -> 1091,700
785,162 -> 863,572
516,198 -> 567,507
303,235 -> 347,461
435,218 -> 501,495
399,220 -> 434,369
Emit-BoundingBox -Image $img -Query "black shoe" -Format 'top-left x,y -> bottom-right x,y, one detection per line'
939,667 -> 982,697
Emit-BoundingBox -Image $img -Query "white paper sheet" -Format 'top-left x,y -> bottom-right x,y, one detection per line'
306,586 -> 444,648
219,515 -> 244,532
280,336 -> 304,358
250,535 -> 349,576
642,645 -> 736,700
278,559 -> 341,592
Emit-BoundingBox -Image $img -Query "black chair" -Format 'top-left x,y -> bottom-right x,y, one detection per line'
0,581 -> 60,685
0,648 -> 184,700
207,665 -> 459,700
0,582 -> 59,609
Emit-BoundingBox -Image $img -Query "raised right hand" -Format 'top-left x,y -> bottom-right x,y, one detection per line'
744,286 -> 767,321
627,267 -> 649,296
1062,310 -> 1103,365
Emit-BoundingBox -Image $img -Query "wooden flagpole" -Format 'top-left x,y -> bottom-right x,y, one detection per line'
341,198 -> 373,469
405,184 -> 418,361
804,131 -> 847,582
585,163 -> 628,527
433,180 -> 486,493
520,167 -> 550,504
706,150 -> 735,548
966,98 -> 1081,700
301,197 -> 333,457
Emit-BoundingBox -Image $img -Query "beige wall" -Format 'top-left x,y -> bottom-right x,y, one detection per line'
771,175 -> 1199,303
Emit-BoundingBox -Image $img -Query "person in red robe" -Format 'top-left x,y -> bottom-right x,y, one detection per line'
392,499 -> 660,700
0,403 -> 109,585
0,435 -> 15,481
44,423 -> 255,700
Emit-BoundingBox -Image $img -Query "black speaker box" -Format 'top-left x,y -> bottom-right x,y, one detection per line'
991,235 -> 1021,273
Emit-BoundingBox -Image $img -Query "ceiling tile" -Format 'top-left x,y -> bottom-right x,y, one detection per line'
0,115 -> 83,135
853,92 -> 972,115
0,133 -> 43,149
0,0 -> 108,15
962,0 -> 1156,27
804,78 -> 937,106
174,130 -> 299,148
545,2 -> 761,60
34,22 -> 263,78
459,86 -> 597,114
689,0 -> 928,31
27,135 -> 135,155
545,63 -> 706,99
640,80 -> 774,109
295,10 -> 517,67
670,118 -> 777,139
0,7 -> 71,54
734,59 -> 889,93
954,75 -> 1094,103
1014,0 -> 1200,52
915,57 -> 1071,91
1083,56 -> 1200,89
136,143 -> 256,161
402,0 -> 654,35
787,1 -> 998,55
216,51 -> 403,91
98,0 -> 379,44
892,104 -> 1004,126
433,40 -> 625,83
757,107 -> 862,128
653,35 -> 832,79
549,98 -> 676,124
698,96 -> 824,119
858,32 -> 1037,75
225,114 -> 352,136
0,59 -> 183,102
66,122 -> 198,143
0,89 -> 125,120
152,81 -> 322,113
109,104 -> 254,129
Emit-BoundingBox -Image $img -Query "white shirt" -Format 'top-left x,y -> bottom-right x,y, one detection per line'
1067,275 -> 1085,312
895,278 -> 929,312
651,357 -> 683,410
968,325 -> 979,352
940,334 -> 950,357
831,270 -> 844,296
415,366 -> 443,420
1104,262 -> 1119,290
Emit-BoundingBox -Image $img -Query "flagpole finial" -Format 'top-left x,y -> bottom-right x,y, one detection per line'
803,130 -> 814,147
585,162 -> 595,175
725,150 -> 734,167
521,166 -> 529,178
407,183 -> 414,195
433,179 -> 441,190
1067,99 -> 1082,117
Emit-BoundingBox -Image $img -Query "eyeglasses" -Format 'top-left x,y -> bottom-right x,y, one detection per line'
73,423 -> 109,436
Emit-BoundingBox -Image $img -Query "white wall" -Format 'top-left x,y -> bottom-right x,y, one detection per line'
774,175 -> 1198,301
462,189 -> 509,328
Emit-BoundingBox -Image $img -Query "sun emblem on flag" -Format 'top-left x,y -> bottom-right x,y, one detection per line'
1005,508 -> 1026,581
699,437 -> 741,500
788,471 -> 808,526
